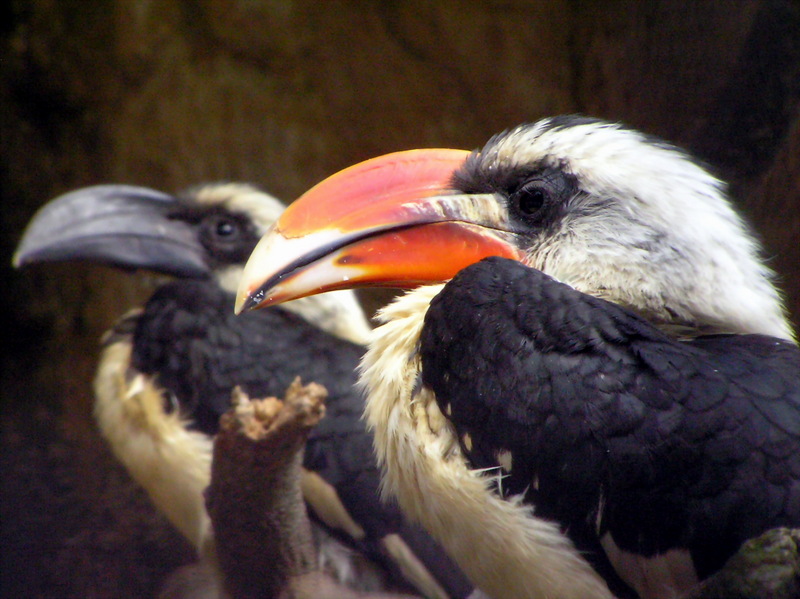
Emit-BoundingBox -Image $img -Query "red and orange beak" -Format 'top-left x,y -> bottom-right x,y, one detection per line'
235,148 -> 524,313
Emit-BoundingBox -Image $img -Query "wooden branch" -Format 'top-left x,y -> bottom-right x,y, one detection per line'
205,379 -> 419,599
206,379 -> 322,599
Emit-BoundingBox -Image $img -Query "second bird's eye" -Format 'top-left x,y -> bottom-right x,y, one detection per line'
199,211 -> 260,264
215,218 -> 236,237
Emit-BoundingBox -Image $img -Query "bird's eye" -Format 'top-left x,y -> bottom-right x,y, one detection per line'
198,211 -> 260,265
206,215 -> 239,240
518,188 -> 546,215
510,181 -> 550,222
214,218 -> 236,238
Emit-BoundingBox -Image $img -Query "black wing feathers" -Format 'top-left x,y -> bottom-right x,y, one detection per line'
421,256 -> 800,580
132,279 -> 369,479
133,281 -> 363,433
132,279 -> 474,597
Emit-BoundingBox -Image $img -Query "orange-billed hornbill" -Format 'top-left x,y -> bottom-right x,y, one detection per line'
234,116 -> 800,599
13,183 -> 474,599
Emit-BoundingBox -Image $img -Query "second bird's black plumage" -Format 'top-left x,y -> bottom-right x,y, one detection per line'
421,256 -> 800,590
130,270 -> 473,598
133,278 -> 366,445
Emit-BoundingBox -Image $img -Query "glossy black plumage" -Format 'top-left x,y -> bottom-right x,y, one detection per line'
133,278 -> 473,597
421,257 -> 800,588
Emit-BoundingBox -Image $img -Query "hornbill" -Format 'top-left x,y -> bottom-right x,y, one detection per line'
235,116 -> 800,599
13,183 -> 475,599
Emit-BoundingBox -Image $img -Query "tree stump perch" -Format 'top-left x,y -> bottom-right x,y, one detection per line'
206,379 -> 323,599
206,379 -> 419,599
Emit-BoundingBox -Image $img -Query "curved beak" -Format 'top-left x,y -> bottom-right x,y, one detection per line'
236,149 -> 524,313
13,185 -> 209,278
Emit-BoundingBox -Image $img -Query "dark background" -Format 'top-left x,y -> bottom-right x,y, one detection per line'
2,1 -> 799,597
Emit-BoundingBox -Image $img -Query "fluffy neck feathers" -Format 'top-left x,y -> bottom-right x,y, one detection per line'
359,286 -> 613,599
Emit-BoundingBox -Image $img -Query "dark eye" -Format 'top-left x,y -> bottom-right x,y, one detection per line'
511,181 -> 550,221
214,217 -> 237,238
207,215 -> 239,240
197,212 -> 257,265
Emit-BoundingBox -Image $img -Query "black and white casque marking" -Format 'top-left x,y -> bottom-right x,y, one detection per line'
236,117 -> 800,599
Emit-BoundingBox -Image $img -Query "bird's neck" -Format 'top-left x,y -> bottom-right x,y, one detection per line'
360,286 -> 614,599
535,255 -> 795,342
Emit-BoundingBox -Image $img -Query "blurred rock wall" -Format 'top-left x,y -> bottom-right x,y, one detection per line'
2,1 -> 798,597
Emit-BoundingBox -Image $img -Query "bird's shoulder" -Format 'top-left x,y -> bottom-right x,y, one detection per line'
422,257 -> 800,447
421,257 -> 800,560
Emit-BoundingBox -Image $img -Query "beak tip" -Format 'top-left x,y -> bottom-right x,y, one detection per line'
12,245 -> 36,269
233,291 -> 249,315
234,283 -> 266,314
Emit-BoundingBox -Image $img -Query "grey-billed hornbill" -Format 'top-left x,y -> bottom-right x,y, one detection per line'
13,183 -> 474,599
234,116 -> 800,599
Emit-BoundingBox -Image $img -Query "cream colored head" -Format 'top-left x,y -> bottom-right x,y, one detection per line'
456,118 -> 792,339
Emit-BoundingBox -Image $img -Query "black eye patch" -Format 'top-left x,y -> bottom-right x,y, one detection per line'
450,142 -> 578,233
198,210 -> 260,264
168,203 -> 261,266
